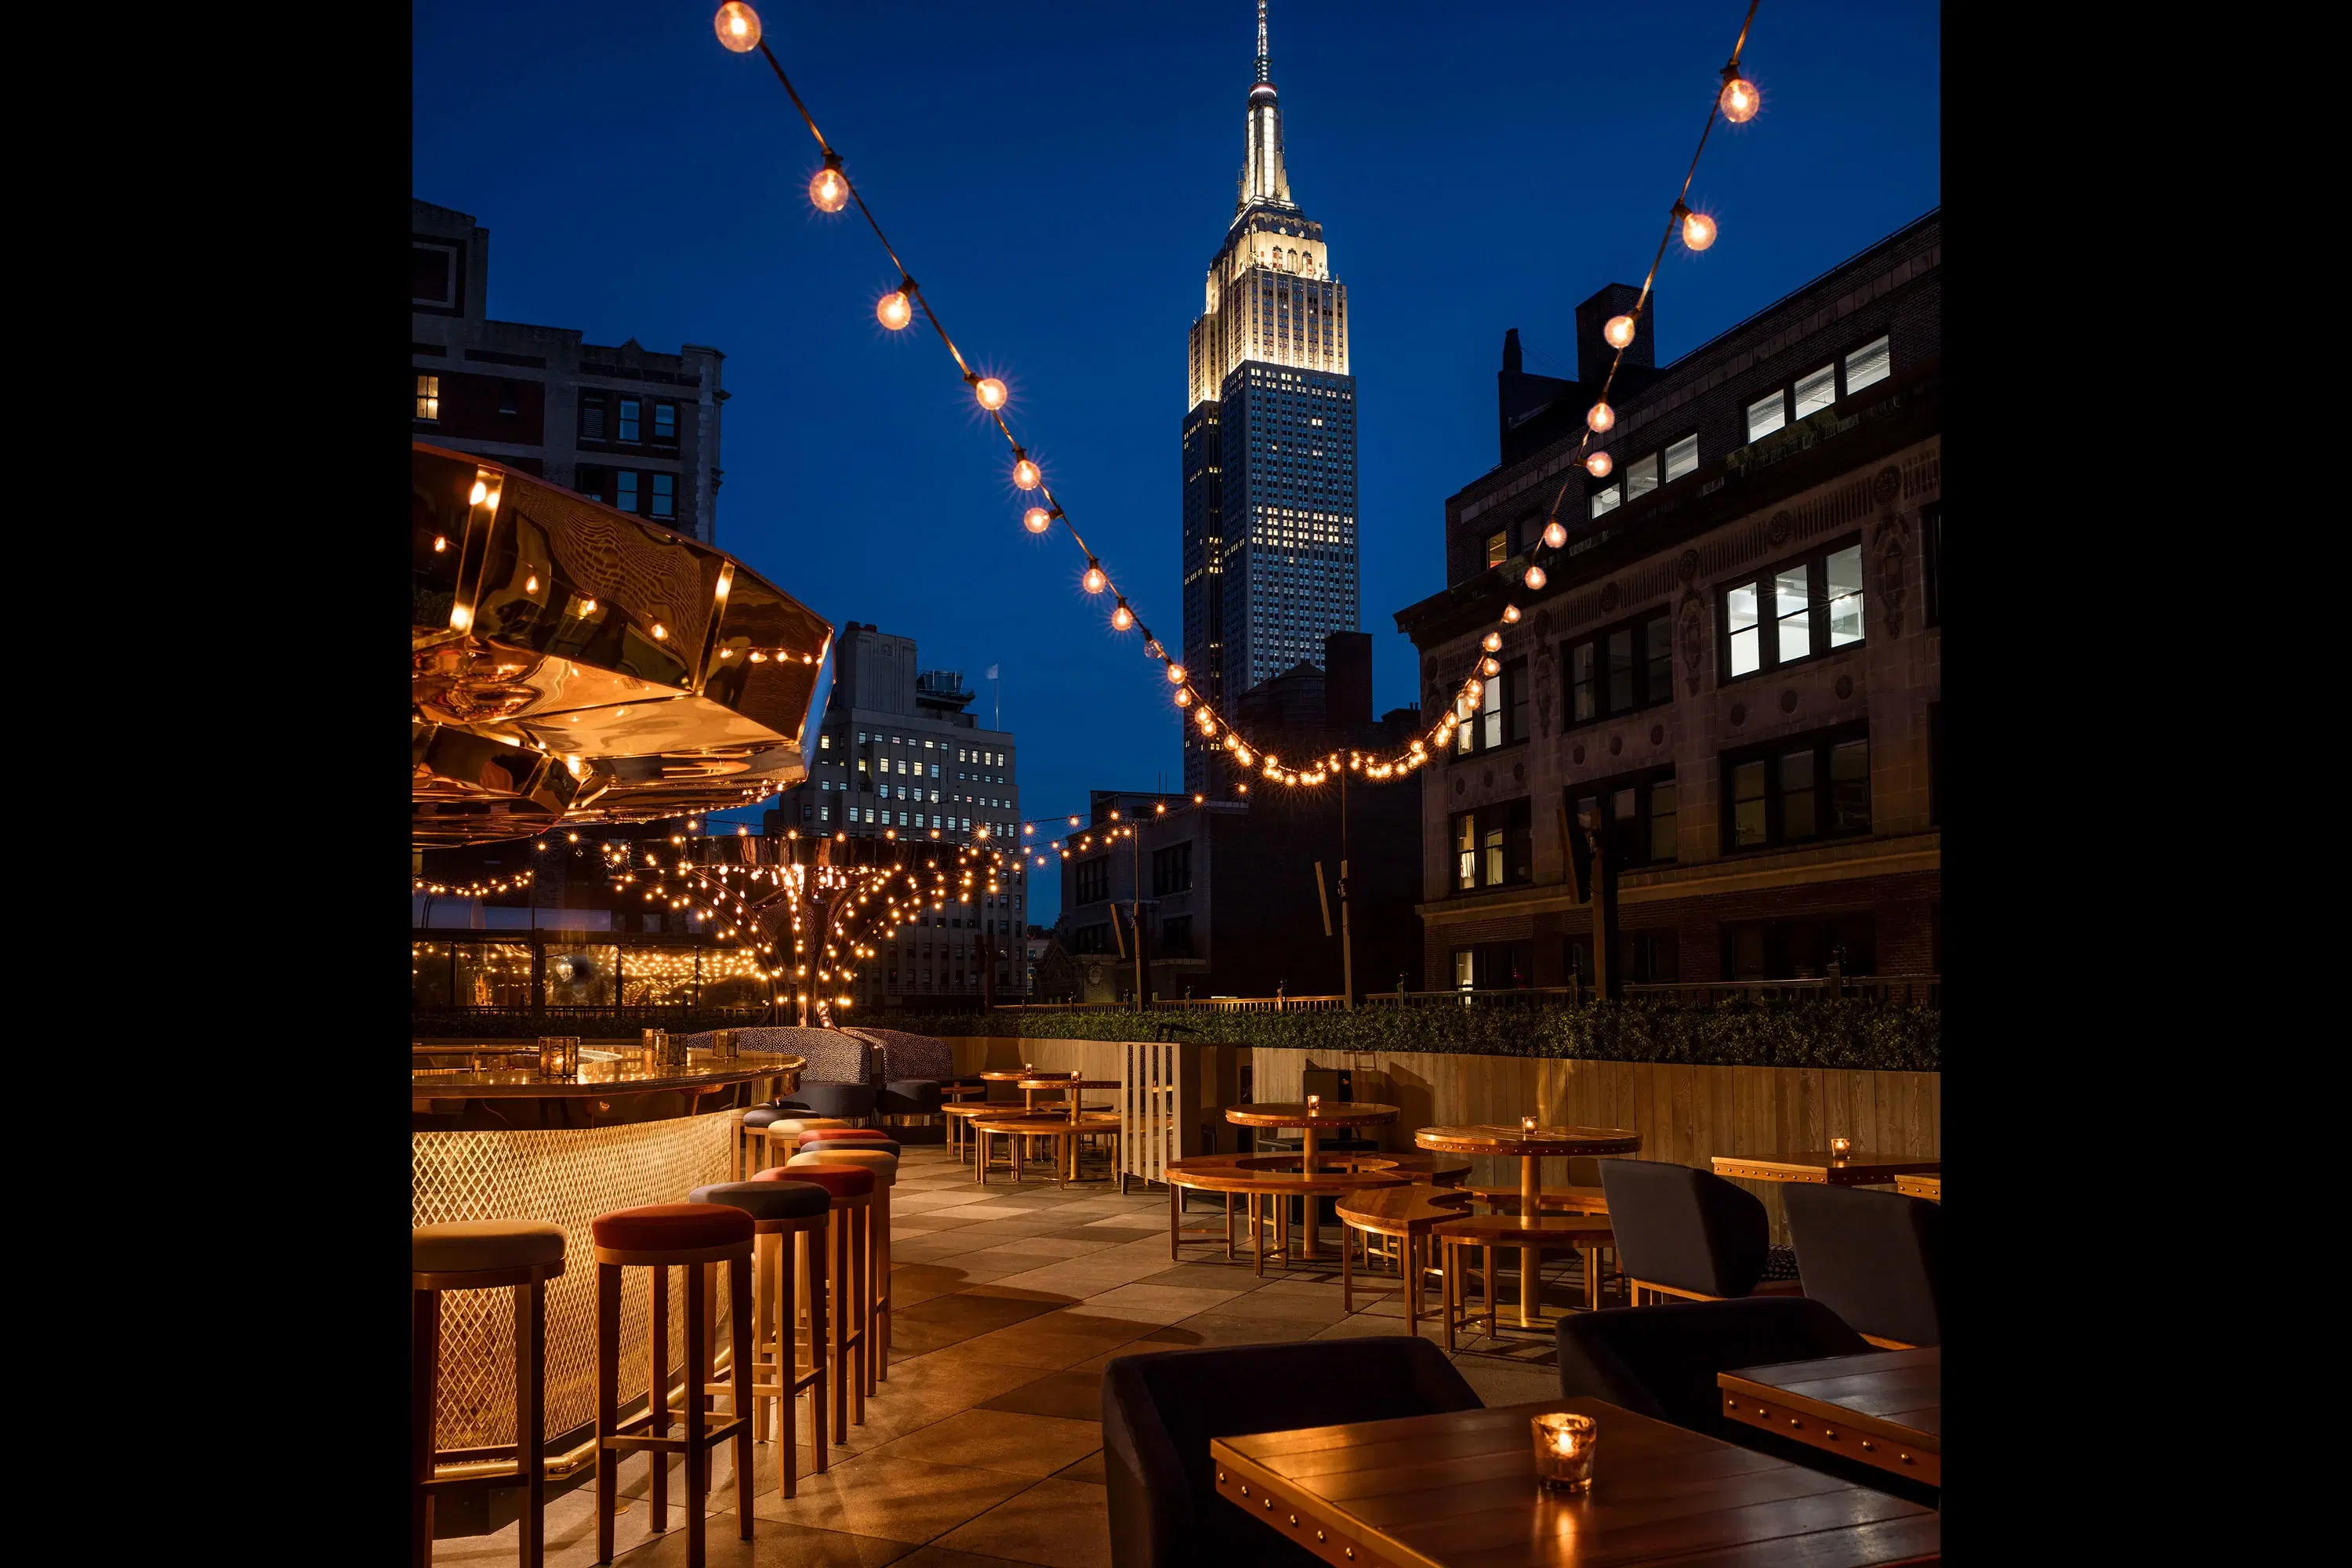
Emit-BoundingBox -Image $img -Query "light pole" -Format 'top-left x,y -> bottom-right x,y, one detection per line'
1338,764 -> 1354,1010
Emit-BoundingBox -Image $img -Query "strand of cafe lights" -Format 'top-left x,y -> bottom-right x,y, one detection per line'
707,0 -> 1766,790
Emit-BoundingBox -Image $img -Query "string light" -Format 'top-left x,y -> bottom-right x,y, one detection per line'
1023,506 -> 1053,534
714,2 -> 760,51
714,0 -> 1764,793
877,290 -> 913,330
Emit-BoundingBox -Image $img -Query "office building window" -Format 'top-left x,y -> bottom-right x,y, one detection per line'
1450,798 -> 1532,892
615,471 -> 639,513
415,375 -> 441,421
1588,481 -> 1621,520
1844,336 -> 1892,394
1721,915 -> 1876,980
575,465 -> 606,503
1161,916 -> 1193,957
618,398 -> 641,443
1453,942 -> 1531,990
1152,843 -> 1192,895
498,379 -> 520,416
1719,537 -> 1865,680
1663,434 -> 1699,483
1745,390 -> 1787,443
1721,724 -> 1870,852
651,474 -> 675,518
580,394 -> 608,442
1791,364 -> 1838,420
1921,502 -> 1941,627
1456,657 -> 1527,754
1485,531 -> 1508,568
653,402 -> 677,443
1566,930 -> 1678,985
1567,768 -> 1678,868
1564,610 -> 1674,727
1074,856 -> 1110,904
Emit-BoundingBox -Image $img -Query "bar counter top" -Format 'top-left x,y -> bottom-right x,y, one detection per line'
412,1048 -> 804,1130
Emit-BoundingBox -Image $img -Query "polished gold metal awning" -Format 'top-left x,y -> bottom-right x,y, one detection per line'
412,443 -> 831,846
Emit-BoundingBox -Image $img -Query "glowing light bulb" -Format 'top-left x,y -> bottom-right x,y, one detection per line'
1603,314 -> 1637,350
810,165 -> 849,213
469,481 -> 488,506
1503,604 -> 1523,624
1682,210 -> 1717,251
1167,663 -> 1187,684
974,377 -> 1008,411
524,574 -> 539,593
713,2 -> 761,50
1544,520 -> 1567,550
1112,603 -> 1134,630
1586,452 -> 1613,478
1587,402 -> 1615,434
1024,506 -> 1052,534
1174,688 -> 1192,706
1719,77 -> 1759,123
1525,565 -> 1548,590
1083,564 -> 1108,593
1482,657 -> 1501,677
432,535 -> 447,553
1483,632 -> 1502,653
1465,678 -> 1483,702
652,623 -> 667,640
1013,459 -> 1041,490
877,291 -> 912,330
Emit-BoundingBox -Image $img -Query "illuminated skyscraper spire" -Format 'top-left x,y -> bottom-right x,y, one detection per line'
1240,0 -> 1293,215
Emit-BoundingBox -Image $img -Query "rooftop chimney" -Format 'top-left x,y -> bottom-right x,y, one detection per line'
1502,327 -> 1523,375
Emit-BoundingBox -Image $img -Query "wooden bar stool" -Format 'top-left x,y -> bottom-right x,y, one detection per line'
589,1205 -> 755,1568
757,1163 -> 870,1442
1334,1187 -> 1472,1339
737,1107 -> 807,1181
412,1220 -> 565,1568
796,1127 -> 902,1158
1431,1213 -> 1617,1352
787,1146 -> 898,1388
943,1102 -> 993,1163
688,1181 -> 832,1497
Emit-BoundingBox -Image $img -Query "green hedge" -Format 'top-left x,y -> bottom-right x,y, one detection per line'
876,1000 -> 1939,1073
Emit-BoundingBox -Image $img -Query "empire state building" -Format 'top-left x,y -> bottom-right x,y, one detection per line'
1181,0 -> 1358,793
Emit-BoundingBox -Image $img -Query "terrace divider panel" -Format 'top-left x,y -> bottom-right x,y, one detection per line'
945,1038 -> 1938,1245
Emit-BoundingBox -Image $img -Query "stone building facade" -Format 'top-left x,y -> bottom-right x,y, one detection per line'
1396,212 -> 1941,989
410,199 -> 727,544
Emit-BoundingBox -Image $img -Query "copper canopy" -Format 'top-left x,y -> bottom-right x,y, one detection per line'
412,444 -> 833,846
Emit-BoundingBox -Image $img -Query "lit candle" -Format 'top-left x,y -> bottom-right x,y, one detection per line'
1531,1413 -> 1599,1493
1306,1094 -> 1321,1114
1522,1115 -> 1537,1136
1830,1136 -> 1854,1160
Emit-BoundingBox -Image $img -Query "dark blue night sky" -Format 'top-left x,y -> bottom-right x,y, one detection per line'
412,1 -> 1940,926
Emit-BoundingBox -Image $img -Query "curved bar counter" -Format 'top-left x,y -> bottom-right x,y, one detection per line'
412,1049 -> 804,1470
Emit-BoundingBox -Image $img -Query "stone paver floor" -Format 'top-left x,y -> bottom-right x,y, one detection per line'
436,1142 -> 1596,1568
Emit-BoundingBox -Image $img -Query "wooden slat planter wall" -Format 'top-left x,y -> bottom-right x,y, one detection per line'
942,1036 -> 1938,1245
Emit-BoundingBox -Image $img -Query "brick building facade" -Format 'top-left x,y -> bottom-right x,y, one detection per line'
1396,211 -> 1941,989
410,199 -> 727,543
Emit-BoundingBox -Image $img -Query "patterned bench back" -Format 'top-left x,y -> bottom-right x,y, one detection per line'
681,1025 -> 873,1084
844,1026 -> 953,1083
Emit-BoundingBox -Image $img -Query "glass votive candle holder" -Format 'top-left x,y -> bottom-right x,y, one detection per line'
1307,1094 -> 1321,1114
1522,1114 -> 1538,1135
1530,1412 -> 1599,1493
1830,1136 -> 1854,1160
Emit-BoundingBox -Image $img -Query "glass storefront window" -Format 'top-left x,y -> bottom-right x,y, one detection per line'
543,943 -> 618,1007
452,942 -> 533,1008
620,947 -> 700,1007
412,942 -> 455,1009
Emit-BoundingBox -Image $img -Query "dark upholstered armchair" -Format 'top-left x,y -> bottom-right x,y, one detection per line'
1599,1159 -> 1799,1304
1783,1184 -> 1943,1348
1101,1338 -> 1482,1568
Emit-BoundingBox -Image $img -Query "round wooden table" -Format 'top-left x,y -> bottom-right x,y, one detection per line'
1018,1077 -> 1119,1120
971,1110 -> 1123,1189
1223,1104 -> 1400,1259
1163,1152 -> 1418,1274
1429,1213 -> 1619,1350
1413,1123 -> 1640,1331
1334,1185 -> 1472,1334
977,1069 -> 1036,1107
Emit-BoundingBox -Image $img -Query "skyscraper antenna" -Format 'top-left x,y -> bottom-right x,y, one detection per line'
1255,0 -> 1270,84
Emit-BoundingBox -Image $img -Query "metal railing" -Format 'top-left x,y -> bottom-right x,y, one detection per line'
1623,975 -> 1941,1006
1363,986 -> 1583,1009
993,975 -> 1940,1014
996,995 -> 1348,1014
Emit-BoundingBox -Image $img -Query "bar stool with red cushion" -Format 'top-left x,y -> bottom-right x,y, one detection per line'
753,1163 -> 871,1440
687,1180 -> 833,1497
589,1204 -> 755,1568
760,1119 -> 877,1171
412,1220 -> 564,1568
786,1146 -> 899,1388
798,1127 -> 902,1155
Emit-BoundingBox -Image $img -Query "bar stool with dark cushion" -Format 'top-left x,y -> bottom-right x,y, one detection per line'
688,1181 -> 832,1497
1102,1338 -> 1483,1568
753,1163 -> 872,1440
412,1220 -> 565,1568
791,1083 -> 877,1123
1782,1183 -> 1944,1348
736,1106 -> 798,1181
786,1146 -> 899,1387
877,1078 -> 943,1117
1555,1297 -> 1933,1506
1599,1160 -> 1802,1305
589,1204 -> 755,1568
